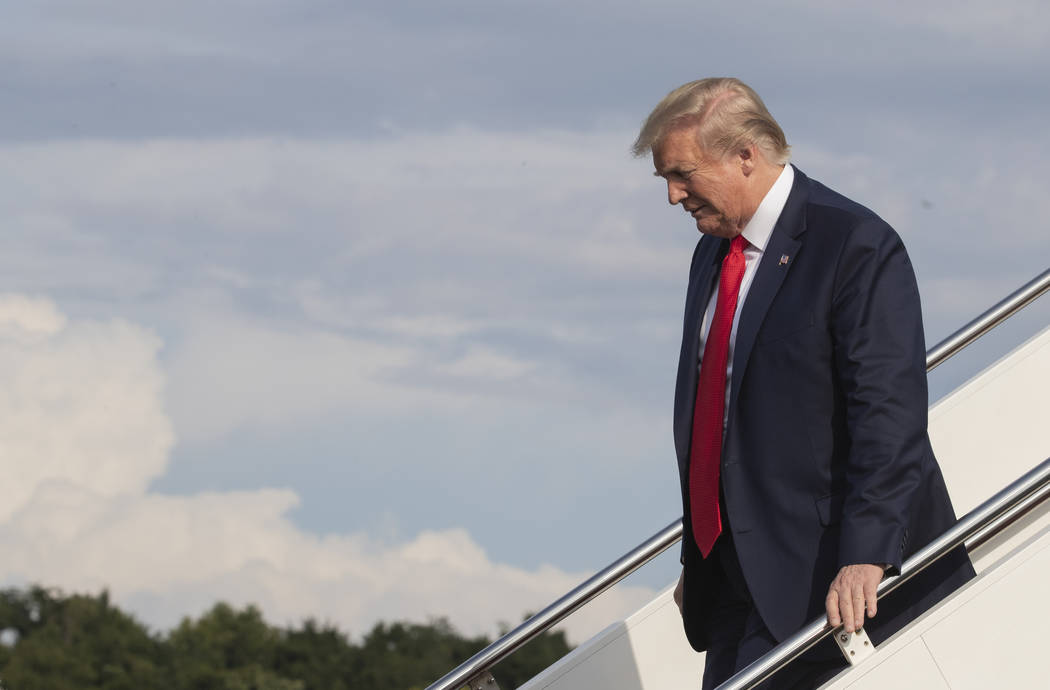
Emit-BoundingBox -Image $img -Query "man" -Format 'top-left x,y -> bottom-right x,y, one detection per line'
632,78 -> 974,688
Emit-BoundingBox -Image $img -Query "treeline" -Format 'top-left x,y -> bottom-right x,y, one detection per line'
0,586 -> 571,690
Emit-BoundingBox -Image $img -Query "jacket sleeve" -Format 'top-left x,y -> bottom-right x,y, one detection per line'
830,219 -> 928,571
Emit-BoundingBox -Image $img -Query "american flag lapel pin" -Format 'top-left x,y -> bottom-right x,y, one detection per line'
778,254 -> 790,266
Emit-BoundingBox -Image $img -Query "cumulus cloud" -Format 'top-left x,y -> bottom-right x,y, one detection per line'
0,294 -> 173,522
0,295 -> 656,642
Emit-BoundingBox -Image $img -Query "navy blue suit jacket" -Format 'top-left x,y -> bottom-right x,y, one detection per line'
675,167 -> 974,650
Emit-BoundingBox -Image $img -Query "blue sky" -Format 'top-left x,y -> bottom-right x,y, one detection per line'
1,1 -> 1048,643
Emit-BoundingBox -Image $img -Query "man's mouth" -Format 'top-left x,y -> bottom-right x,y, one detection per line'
690,205 -> 708,218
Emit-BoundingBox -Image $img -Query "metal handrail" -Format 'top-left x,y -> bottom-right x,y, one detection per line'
428,520 -> 683,690
427,266 -> 1050,690
718,457 -> 1050,689
927,268 -> 1050,371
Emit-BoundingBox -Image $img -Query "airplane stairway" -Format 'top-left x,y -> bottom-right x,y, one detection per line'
430,268 -> 1050,690
520,321 -> 1050,690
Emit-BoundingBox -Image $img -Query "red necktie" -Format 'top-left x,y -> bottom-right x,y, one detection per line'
690,234 -> 748,557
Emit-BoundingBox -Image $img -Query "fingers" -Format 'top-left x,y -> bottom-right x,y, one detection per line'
863,573 -> 878,619
826,564 -> 884,633
673,571 -> 685,616
826,580 -> 859,632
825,589 -> 841,628
841,587 -> 858,633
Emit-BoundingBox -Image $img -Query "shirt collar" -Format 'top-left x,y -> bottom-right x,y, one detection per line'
740,163 -> 794,253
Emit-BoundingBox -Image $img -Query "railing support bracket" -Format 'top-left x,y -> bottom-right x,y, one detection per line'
834,627 -> 876,665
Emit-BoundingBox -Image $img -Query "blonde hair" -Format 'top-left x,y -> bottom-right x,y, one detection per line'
632,77 -> 790,164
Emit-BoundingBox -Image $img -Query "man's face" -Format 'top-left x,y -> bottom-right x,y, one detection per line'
652,125 -> 751,239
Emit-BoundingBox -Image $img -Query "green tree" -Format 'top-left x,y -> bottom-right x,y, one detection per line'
167,603 -> 301,690
272,619 -> 360,690
0,586 -> 573,690
353,618 -> 491,689
0,587 -> 165,690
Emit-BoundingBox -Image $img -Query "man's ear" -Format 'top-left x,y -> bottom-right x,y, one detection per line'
738,145 -> 757,176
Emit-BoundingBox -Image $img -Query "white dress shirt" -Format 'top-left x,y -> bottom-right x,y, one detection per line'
698,164 -> 794,429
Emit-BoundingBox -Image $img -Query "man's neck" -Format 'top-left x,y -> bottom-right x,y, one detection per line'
738,163 -> 785,230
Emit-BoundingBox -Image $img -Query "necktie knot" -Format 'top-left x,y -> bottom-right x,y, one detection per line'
730,235 -> 749,254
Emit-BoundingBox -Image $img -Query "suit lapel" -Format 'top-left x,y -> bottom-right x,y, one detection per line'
675,236 -> 726,466
728,169 -> 809,417
685,238 -> 727,348
684,237 -> 726,382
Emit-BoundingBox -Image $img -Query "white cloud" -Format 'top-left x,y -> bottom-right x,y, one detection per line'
0,294 -> 173,523
0,295 -> 656,643
0,294 -> 67,341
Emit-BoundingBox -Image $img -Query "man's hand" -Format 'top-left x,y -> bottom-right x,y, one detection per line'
673,569 -> 685,616
825,564 -> 884,633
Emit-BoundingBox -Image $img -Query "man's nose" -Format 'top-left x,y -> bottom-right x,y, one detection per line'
667,181 -> 687,206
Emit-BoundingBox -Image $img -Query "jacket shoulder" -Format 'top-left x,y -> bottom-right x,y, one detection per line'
798,171 -> 902,248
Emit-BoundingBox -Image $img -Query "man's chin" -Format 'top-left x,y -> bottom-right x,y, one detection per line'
696,220 -> 736,239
